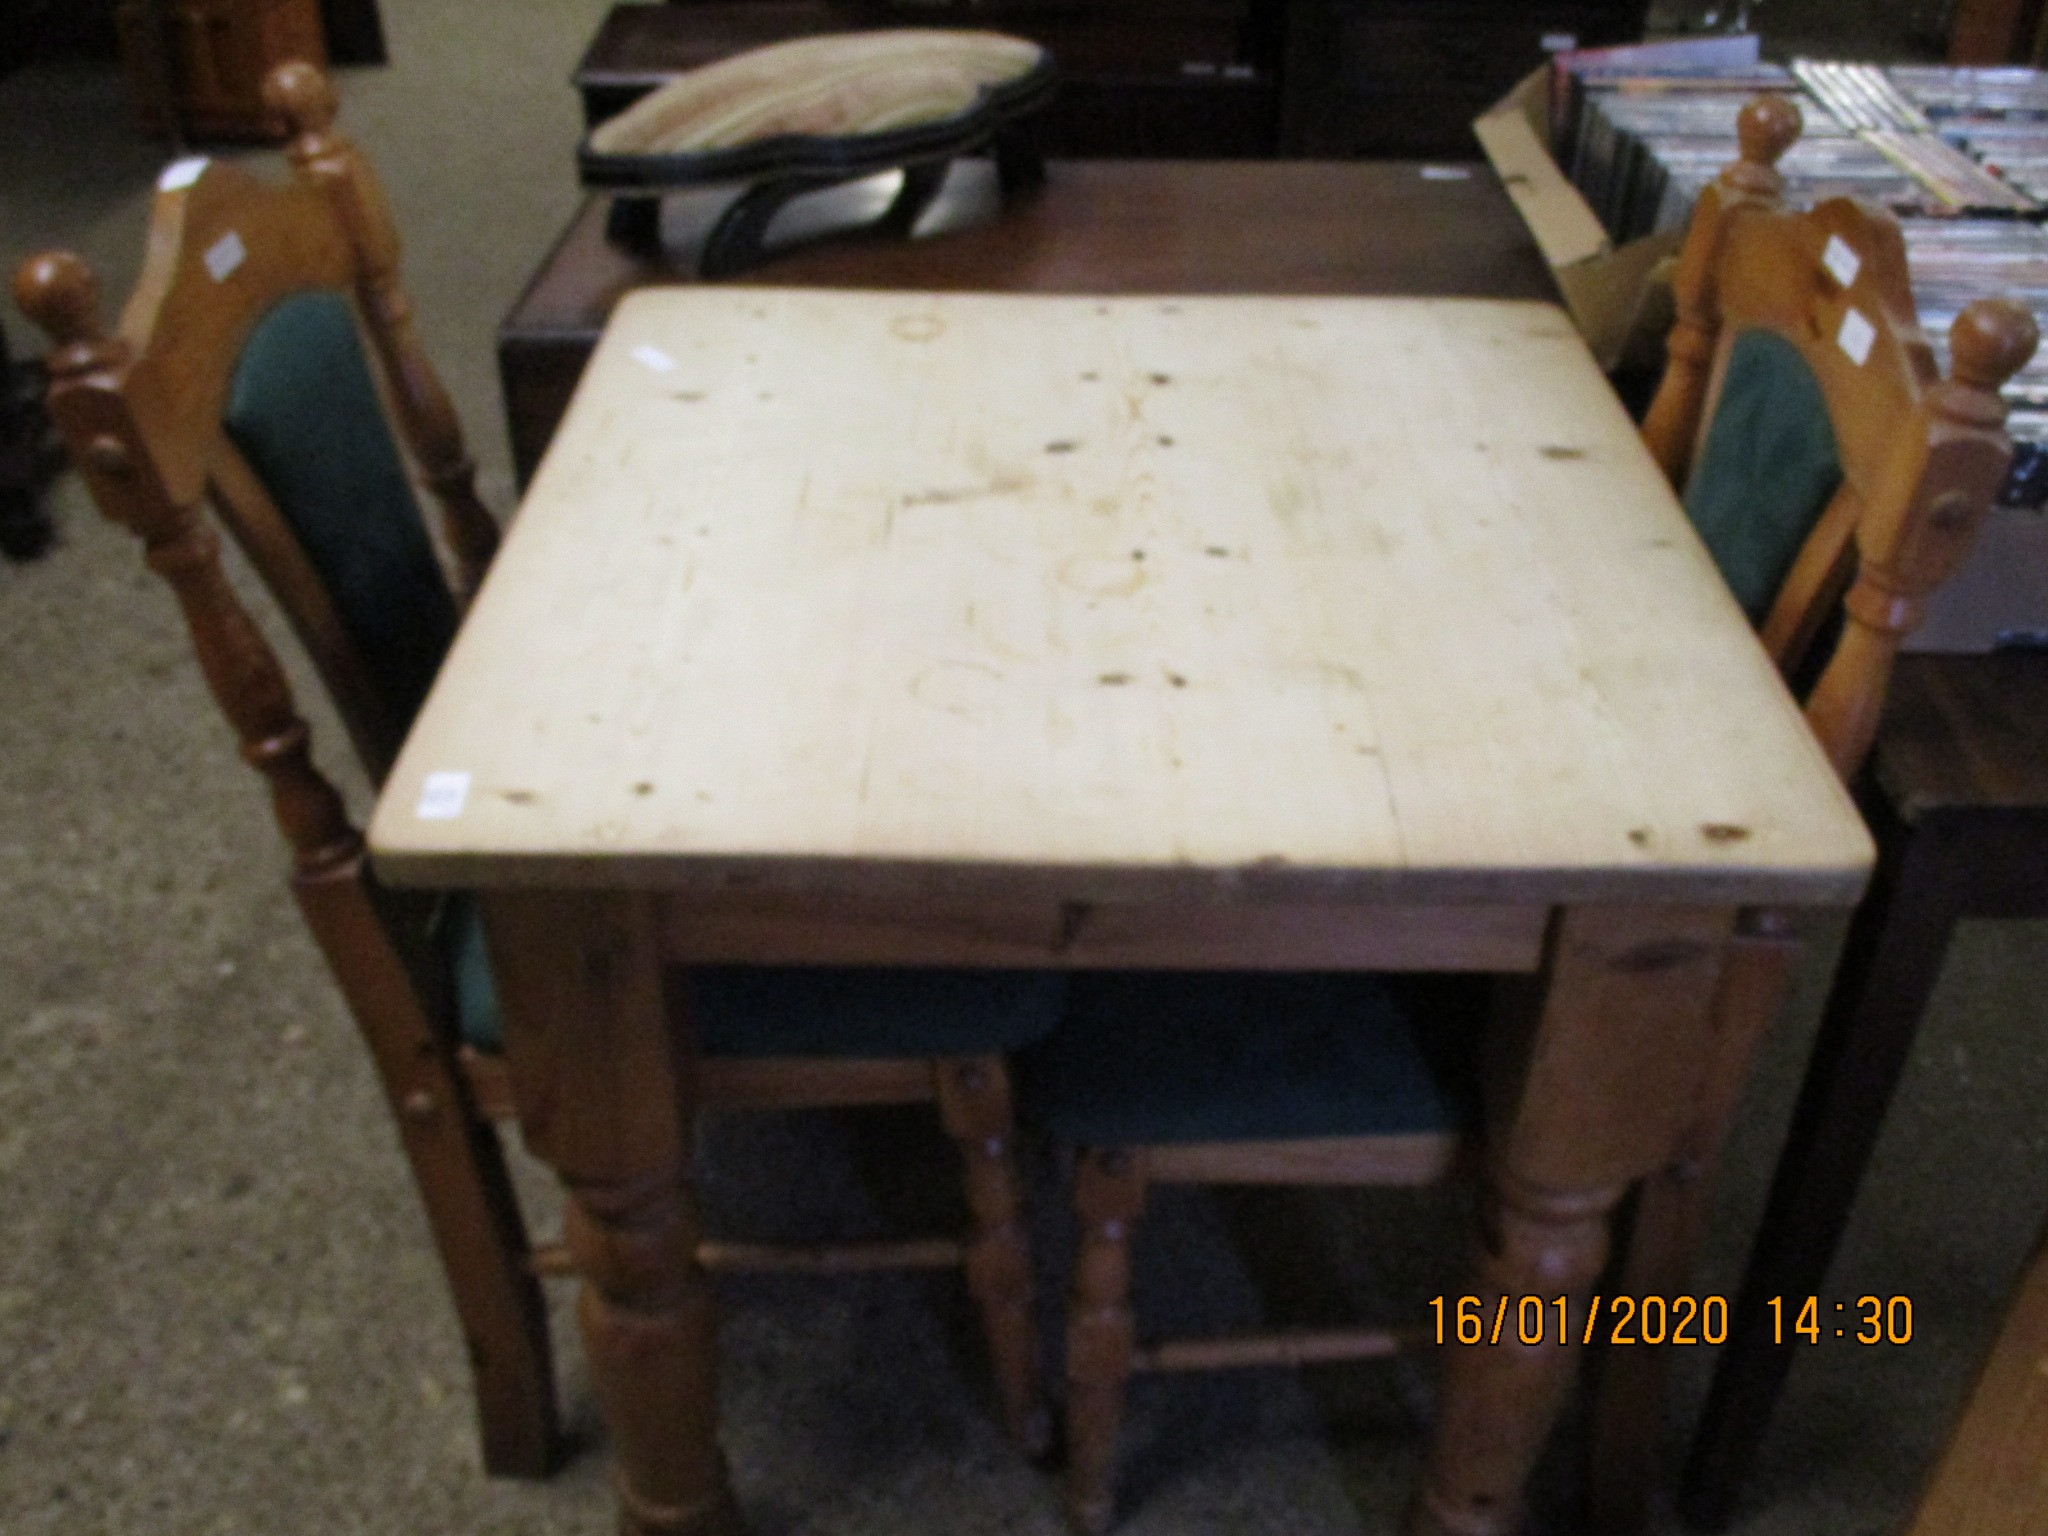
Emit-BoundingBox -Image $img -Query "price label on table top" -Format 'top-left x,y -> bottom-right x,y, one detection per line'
415,771 -> 471,820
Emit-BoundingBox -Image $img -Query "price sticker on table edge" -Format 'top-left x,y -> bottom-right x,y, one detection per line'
1821,234 -> 1862,289
204,230 -> 246,284
1837,307 -> 1876,367
415,770 -> 472,820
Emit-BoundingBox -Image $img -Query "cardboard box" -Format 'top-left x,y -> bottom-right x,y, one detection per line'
1473,66 -> 1682,374
1472,65 -> 2048,652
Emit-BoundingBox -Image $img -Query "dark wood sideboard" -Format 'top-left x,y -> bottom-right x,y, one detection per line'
1280,0 -> 1649,155
579,0 -> 1650,160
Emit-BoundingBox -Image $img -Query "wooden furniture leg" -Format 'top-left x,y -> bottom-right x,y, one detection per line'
1065,1148 -> 1148,1536
482,891 -> 743,1536
1680,807 -> 1981,1530
934,1054 -> 1049,1457
302,869 -> 562,1476
1587,913 -> 1804,1533
1409,906 -> 1736,1536
0,315 -> 54,561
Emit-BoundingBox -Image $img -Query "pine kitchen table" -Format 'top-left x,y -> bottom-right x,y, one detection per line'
369,285 -> 1874,1536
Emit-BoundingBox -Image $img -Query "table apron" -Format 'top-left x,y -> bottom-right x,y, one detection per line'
653,892 -> 1551,972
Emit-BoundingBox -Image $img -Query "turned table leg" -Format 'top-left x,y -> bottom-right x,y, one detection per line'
1409,905 -> 1737,1536
483,890 -> 742,1536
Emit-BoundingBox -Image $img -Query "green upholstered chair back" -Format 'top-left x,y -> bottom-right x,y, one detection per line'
1681,328 -> 1844,626
223,289 -> 459,735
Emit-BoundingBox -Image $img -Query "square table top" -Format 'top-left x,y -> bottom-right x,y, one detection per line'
370,286 -> 1872,908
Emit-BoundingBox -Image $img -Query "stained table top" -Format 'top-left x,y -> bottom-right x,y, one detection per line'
372,287 -> 1872,906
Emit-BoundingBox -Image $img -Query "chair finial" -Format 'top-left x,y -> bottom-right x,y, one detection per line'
264,59 -> 338,138
1949,297 -> 2039,393
13,250 -> 105,349
1737,94 -> 1802,172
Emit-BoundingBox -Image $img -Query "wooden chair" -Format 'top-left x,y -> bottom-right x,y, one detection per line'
1017,973 -> 1479,1533
1016,93 -> 2040,1536
1593,92 -> 2039,1530
15,58 -> 1055,1482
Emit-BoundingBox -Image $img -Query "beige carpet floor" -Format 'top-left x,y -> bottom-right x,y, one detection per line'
3,2 -> 2045,1533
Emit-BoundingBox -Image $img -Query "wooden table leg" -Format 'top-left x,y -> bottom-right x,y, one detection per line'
483,891 -> 743,1536
1409,905 -> 1736,1536
1680,810 -> 1973,1531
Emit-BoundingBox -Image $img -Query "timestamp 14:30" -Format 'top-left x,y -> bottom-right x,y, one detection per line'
1426,1294 -> 1914,1346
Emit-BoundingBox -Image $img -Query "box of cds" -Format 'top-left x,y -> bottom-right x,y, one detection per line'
1472,62 -> 1684,374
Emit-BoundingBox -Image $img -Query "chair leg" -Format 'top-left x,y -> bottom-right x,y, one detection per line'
1065,1148 -> 1148,1536
1587,915 -> 1802,1533
295,875 -> 562,1478
935,1055 -> 1049,1457
402,1086 -> 564,1478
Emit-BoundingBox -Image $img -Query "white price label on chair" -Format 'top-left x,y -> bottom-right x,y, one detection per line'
204,230 -> 246,283
1822,235 -> 1861,288
1837,307 -> 1876,366
159,156 -> 209,191
416,771 -> 472,820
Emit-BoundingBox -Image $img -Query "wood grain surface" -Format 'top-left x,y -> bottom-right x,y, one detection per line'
373,287 -> 1871,905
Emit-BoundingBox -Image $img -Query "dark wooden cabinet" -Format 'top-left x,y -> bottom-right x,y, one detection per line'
577,2 -> 1280,157
114,0 -> 328,139
0,317 -> 55,560
581,1 -> 1646,161
1280,0 -> 1649,157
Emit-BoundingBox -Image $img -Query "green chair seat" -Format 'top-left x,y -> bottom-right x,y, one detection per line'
1682,327 -> 1845,624
1014,972 -> 1466,1146
443,897 -> 1062,1059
